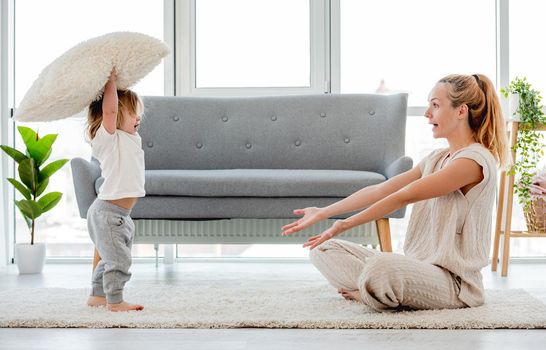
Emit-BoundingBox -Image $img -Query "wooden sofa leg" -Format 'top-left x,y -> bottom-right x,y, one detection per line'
376,218 -> 393,252
92,247 -> 101,271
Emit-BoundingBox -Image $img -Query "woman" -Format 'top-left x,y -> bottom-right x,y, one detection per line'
282,74 -> 509,312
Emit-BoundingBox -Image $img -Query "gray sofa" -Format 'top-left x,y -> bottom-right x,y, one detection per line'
71,94 -> 411,259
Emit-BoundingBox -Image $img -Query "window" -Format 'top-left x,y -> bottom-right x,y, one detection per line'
5,1 -> 545,260
507,0 -> 546,257
14,0 -> 164,257
509,0 -> 546,98
183,0 -> 326,95
195,0 -> 310,88
338,0 -> 496,107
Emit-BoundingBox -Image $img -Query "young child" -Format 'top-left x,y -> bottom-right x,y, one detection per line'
85,69 -> 145,312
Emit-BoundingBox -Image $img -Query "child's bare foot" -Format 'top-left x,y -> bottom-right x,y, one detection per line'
107,301 -> 144,312
338,288 -> 364,303
87,296 -> 107,307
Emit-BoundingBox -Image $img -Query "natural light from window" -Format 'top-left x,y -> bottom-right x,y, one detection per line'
339,0 -> 496,107
195,0 -> 310,88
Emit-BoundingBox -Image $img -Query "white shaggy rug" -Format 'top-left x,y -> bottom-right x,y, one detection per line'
1,281 -> 545,329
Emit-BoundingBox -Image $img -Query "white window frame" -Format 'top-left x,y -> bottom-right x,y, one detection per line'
164,0 -> 176,96
496,0 -> 509,117
176,0 -> 328,96
0,0 -> 14,266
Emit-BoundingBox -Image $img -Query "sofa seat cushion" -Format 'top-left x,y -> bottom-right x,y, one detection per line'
129,196 -> 406,219
95,169 -> 386,197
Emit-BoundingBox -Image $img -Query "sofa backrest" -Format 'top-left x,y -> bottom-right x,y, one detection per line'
139,94 -> 408,174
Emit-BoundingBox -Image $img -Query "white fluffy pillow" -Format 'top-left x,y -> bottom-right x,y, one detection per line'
14,32 -> 170,122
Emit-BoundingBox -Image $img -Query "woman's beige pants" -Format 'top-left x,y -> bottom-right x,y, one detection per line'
309,239 -> 466,312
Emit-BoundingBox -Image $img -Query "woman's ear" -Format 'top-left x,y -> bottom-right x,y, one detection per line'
458,104 -> 469,120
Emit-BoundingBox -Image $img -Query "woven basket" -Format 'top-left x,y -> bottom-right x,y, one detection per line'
524,197 -> 546,233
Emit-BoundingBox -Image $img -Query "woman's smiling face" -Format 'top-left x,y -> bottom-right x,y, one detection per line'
424,83 -> 465,139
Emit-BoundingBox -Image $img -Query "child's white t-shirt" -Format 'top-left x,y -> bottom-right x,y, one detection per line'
91,124 -> 146,200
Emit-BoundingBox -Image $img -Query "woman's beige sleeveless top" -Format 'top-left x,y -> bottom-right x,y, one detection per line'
404,143 -> 498,306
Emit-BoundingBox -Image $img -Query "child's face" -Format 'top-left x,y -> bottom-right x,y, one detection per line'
119,108 -> 141,135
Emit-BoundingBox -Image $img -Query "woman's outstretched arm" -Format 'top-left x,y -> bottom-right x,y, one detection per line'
303,157 -> 483,249
321,166 -> 423,218
282,165 -> 422,235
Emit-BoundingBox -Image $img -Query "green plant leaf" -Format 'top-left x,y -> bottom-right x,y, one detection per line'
503,77 -> 546,210
17,127 -> 57,166
0,145 -> 28,164
15,199 -> 43,220
16,204 -> 32,229
40,148 -> 53,167
17,126 -> 37,150
37,192 -> 62,213
7,178 -> 31,200
35,134 -> 57,166
39,159 -> 69,182
36,178 -> 49,197
18,158 -> 38,193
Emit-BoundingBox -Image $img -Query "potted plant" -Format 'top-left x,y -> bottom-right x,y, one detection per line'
0,126 -> 68,273
501,77 -> 546,227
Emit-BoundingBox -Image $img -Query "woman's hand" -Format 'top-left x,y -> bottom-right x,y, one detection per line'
281,207 -> 325,236
303,220 -> 349,250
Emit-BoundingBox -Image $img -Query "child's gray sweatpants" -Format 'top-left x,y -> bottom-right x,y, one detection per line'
87,199 -> 134,304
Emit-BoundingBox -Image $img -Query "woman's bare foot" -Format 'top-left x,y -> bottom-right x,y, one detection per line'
338,288 -> 364,303
107,301 -> 144,312
87,296 -> 107,307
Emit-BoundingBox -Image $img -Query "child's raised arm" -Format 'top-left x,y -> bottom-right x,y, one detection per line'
102,69 -> 118,134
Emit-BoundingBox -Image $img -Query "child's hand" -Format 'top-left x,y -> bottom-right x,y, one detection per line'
108,68 -> 117,82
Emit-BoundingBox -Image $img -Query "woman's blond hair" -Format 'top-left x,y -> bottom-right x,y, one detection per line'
438,74 -> 509,169
87,89 -> 143,140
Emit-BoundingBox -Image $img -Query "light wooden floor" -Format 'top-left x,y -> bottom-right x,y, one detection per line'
1,260 -> 545,350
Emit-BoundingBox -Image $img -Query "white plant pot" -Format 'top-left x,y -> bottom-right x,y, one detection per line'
15,243 -> 46,274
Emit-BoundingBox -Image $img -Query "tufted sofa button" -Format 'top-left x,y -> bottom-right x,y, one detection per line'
173,116 -> 180,121
344,137 -> 350,144
147,141 -> 154,148
320,112 -> 327,118
369,109 -> 375,116
222,116 -> 229,122
271,115 -> 277,121
196,142 -> 203,149
295,140 -> 301,146
245,143 -> 252,149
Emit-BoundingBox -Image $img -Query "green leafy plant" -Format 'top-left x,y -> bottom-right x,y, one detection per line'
0,126 -> 69,244
501,77 -> 546,211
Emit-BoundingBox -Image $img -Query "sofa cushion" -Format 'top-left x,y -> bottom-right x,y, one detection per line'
129,195 -> 406,219
139,94 -> 408,174
95,169 -> 386,197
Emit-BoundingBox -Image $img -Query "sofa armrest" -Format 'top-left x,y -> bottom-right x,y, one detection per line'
384,156 -> 413,179
382,156 -> 413,219
71,157 -> 101,219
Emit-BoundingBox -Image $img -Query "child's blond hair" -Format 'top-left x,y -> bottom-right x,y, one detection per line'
87,89 -> 143,140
